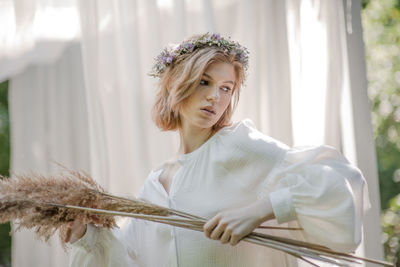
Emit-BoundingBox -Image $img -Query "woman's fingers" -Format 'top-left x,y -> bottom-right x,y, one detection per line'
64,216 -> 88,244
210,222 -> 227,240
64,226 -> 72,243
229,231 -> 241,246
203,212 -> 251,246
203,200 -> 273,246
204,215 -> 236,244
69,222 -> 87,244
219,227 -> 232,244
206,222 -> 241,246
64,211 -> 107,244
204,211 -> 248,246
203,216 -> 219,238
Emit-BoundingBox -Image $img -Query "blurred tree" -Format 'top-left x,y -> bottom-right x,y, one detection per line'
382,195 -> 400,265
0,80 -> 11,266
362,0 -> 400,265
362,0 -> 400,209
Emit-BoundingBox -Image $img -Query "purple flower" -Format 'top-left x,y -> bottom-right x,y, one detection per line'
166,55 -> 174,64
162,54 -> 174,64
211,33 -> 221,40
184,43 -> 194,51
150,32 -> 249,78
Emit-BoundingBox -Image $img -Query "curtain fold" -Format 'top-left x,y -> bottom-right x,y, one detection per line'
9,43 -> 89,267
6,0 -> 379,266
0,0 -> 80,82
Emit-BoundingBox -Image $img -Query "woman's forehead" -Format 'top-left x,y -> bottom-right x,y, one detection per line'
203,62 -> 236,82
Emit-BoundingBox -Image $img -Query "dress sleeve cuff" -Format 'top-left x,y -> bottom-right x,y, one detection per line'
269,187 -> 297,224
72,224 -> 99,252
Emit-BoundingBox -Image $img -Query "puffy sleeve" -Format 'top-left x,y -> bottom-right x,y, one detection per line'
257,145 -> 371,253
69,218 -> 140,267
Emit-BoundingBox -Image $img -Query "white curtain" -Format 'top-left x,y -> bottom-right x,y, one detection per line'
9,43 -> 89,267
4,0 -> 382,266
0,0 -> 80,81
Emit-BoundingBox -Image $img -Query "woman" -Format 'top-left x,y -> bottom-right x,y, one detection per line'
67,33 -> 370,267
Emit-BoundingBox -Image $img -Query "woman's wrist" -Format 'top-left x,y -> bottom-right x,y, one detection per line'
255,198 -> 275,223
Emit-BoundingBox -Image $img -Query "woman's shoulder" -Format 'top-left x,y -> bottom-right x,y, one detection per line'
218,118 -> 254,134
219,118 -> 290,154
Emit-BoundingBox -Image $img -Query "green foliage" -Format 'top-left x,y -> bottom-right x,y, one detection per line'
362,0 -> 400,264
362,0 -> 400,209
0,80 -> 11,267
0,81 -> 10,177
362,0 -> 371,9
382,195 -> 400,266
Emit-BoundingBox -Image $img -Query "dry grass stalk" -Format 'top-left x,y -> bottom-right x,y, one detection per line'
0,166 -> 170,244
53,203 -> 393,267
0,166 -> 394,267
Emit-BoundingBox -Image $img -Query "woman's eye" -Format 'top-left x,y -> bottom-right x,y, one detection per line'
199,80 -> 209,86
221,86 -> 232,92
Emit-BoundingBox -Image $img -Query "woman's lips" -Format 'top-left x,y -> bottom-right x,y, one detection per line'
201,106 -> 216,114
201,109 -> 216,116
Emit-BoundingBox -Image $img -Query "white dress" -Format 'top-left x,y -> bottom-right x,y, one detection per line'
69,119 -> 370,267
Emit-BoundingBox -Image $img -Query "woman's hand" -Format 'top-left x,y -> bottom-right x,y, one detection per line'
64,213 -> 103,244
64,219 -> 87,244
64,217 -> 87,244
203,198 -> 275,246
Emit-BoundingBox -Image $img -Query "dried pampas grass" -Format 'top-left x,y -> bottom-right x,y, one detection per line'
0,165 -> 394,267
0,165 -> 171,244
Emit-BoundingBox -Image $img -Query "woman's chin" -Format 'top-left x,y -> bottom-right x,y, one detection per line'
192,119 -> 217,131
181,114 -> 220,131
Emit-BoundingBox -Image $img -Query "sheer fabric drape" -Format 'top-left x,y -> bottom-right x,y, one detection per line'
0,0 -> 80,81
4,0 -> 380,266
9,43 -> 89,267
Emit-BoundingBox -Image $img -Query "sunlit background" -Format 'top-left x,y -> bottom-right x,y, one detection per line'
362,0 -> 400,264
0,0 -> 399,266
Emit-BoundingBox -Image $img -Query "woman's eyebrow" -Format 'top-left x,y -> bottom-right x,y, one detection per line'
203,73 -> 234,85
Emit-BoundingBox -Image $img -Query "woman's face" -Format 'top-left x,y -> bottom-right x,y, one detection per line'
179,62 -> 236,131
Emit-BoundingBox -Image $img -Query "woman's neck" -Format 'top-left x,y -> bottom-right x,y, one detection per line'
178,124 -> 214,155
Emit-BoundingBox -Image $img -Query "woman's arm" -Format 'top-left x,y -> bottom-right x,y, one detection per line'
68,219 -> 140,267
203,198 -> 275,246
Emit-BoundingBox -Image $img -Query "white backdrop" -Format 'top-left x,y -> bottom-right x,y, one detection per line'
9,43 -> 88,267
2,0 -> 382,266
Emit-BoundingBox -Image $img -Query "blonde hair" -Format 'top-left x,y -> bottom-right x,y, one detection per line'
152,39 -> 246,132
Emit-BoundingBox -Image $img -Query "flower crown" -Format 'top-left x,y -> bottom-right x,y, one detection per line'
148,33 -> 249,78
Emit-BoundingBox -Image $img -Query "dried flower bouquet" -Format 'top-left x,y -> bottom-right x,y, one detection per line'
0,166 -> 393,267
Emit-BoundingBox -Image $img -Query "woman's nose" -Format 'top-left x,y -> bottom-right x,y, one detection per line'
206,85 -> 220,102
